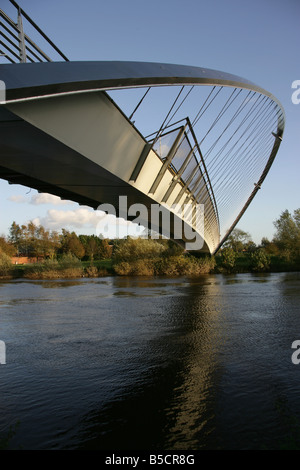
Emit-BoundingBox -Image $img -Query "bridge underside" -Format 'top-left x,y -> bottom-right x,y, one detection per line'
0,91 -> 213,253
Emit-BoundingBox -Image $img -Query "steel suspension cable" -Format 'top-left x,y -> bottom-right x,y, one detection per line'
210,97 -> 274,184
152,86 -> 185,146
164,86 -> 194,128
129,87 -> 151,120
216,133 -> 275,209
205,91 -> 262,171
207,98 -> 274,188
214,123 -> 275,201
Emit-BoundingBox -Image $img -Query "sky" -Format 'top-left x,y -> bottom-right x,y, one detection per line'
0,0 -> 299,244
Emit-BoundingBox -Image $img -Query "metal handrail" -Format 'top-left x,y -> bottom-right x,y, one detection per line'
0,0 -> 68,63
150,117 -> 220,235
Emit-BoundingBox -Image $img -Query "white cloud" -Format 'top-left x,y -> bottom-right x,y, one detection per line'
30,193 -> 74,206
7,192 -> 145,237
8,192 -> 75,206
32,207 -> 144,238
7,195 -> 27,203
33,207 -> 102,230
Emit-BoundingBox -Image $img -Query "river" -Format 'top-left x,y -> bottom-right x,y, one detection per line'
0,272 -> 300,450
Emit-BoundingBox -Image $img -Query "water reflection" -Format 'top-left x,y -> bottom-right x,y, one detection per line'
71,279 -> 224,450
1,273 -> 300,450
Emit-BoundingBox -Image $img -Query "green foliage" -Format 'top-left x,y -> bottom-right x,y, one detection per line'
0,250 -> 13,276
8,221 -> 61,258
114,259 -> 155,276
60,230 -> 85,259
260,237 -> 279,255
79,234 -> 111,260
57,253 -> 83,269
163,239 -> 185,257
0,236 -> 15,256
250,248 -> 270,272
113,237 -> 166,262
112,237 -> 215,276
3,207 -> 300,277
223,228 -> 253,252
273,209 -> 300,262
220,247 -> 237,271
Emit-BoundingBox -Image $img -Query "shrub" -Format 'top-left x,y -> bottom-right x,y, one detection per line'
250,248 -> 271,272
154,254 -> 215,276
41,258 -> 59,270
0,250 -> 13,276
113,261 -> 131,275
113,237 -> 166,263
111,237 -> 216,277
86,266 -> 99,277
24,254 -> 84,279
221,247 -> 237,271
58,253 -> 83,270
114,259 -> 155,276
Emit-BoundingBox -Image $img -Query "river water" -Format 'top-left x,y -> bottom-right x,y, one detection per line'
0,272 -> 300,450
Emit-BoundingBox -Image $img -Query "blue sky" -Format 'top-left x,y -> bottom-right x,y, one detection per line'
0,0 -> 299,244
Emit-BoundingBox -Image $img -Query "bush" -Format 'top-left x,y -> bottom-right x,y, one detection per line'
114,259 -> 155,276
41,258 -> 60,270
0,250 -> 13,276
154,254 -> 215,276
85,266 -> 99,277
58,253 -> 83,269
220,247 -> 237,271
24,254 -> 84,279
112,237 -> 215,276
113,237 -> 166,263
250,248 -> 270,272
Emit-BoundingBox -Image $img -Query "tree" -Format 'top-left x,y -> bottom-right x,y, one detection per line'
273,209 -> 300,260
48,231 -> 61,260
0,236 -> 15,256
0,250 -> 12,275
223,228 -> 253,252
250,248 -> 270,272
220,247 -> 237,271
60,231 -> 85,259
85,236 -> 98,262
9,222 -> 22,255
260,237 -> 279,255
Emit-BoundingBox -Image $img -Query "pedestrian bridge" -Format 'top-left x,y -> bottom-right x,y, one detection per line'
0,2 -> 285,254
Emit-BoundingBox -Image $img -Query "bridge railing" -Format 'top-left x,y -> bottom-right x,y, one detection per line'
148,117 -> 220,245
0,0 -> 68,63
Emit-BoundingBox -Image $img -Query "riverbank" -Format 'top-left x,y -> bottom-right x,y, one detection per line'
214,253 -> 300,274
1,254 -> 300,281
0,258 -> 114,280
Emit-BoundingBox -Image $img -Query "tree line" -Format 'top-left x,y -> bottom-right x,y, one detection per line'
0,221 -> 111,261
218,208 -> 300,272
0,207 -> 299,274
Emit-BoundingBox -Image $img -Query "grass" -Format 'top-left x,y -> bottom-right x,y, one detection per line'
6,257 -> 114,280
